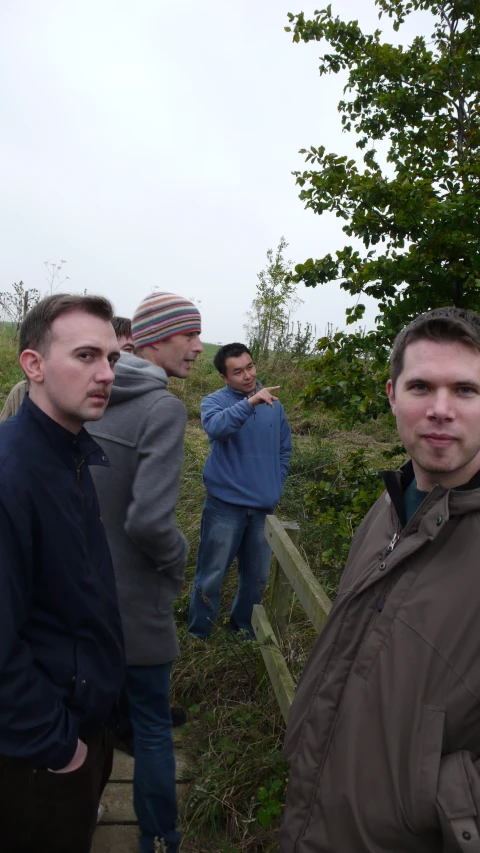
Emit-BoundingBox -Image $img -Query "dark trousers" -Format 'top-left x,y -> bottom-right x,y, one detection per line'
0,727 -> 113,853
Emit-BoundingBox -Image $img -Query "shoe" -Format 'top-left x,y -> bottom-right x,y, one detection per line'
97,803 -> 105,823
170,706 -> 186,727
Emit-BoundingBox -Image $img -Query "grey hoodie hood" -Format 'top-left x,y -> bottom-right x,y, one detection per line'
109,352 -> 168,405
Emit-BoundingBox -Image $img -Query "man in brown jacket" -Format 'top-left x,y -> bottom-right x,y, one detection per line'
282,307 -> 480,853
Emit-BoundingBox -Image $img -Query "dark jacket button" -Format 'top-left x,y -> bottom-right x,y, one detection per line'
436,516 -> 443,526
379,562 -> 386,571
462,831 -> 472,841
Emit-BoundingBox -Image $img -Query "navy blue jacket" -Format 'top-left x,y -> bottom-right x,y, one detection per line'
0,396 -> 125,769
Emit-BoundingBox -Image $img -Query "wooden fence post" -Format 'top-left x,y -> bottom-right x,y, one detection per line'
257,520 -> 300,685
269,522 -> 300,644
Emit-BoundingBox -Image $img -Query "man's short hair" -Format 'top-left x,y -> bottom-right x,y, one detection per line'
213,343 -> 253,375
19,293 -> 114,356
390,306 -> 480,387
112,316 -> 132,340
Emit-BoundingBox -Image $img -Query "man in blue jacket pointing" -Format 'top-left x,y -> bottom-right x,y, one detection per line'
188,342 -> 292,639
0,294 -> 125,853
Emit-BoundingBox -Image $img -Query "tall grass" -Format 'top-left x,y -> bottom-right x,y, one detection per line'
0,325 -> 22,402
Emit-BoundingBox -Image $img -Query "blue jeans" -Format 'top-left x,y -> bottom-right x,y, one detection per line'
188,494 -> 273,638
125,663 -> 180,853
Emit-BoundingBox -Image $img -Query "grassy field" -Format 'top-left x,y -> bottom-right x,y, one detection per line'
0,333 -> 398,851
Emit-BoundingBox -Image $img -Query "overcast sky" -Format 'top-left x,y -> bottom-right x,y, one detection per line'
0,1 -> 432,344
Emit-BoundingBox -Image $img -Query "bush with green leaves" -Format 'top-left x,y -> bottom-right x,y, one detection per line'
305,447 -> 395,580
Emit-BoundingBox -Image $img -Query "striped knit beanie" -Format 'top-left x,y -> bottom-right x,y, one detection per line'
132,292 -> 201,348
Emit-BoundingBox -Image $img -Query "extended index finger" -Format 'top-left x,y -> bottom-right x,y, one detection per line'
265,386 -> 281,391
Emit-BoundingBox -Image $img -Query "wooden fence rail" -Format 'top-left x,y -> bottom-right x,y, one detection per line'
252,515 -> 332,723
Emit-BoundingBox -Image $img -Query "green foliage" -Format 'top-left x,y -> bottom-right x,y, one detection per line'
302,329 -> 392,427
0,327 -> 23,402
256,778 -> 284,829
286,0 -> 480,421
305,447 -> 396,576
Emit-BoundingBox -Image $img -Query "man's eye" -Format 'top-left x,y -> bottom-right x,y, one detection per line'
458,386 -> 475,395
78,353 -> 93,361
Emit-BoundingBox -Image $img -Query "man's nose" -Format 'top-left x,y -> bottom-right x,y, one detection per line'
96,360 -> 116,385
427,390 -> 454,420
193,336 -> 203,354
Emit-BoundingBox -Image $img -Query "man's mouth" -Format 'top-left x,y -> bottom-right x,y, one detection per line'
423,433 -> 457,447
88,391 -> 108,401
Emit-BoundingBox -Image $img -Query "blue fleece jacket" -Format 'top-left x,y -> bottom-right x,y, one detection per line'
201,385 -> 292,509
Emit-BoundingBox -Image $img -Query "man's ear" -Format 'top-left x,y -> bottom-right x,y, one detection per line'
19,349 -> 45,384
386,378 -> 396,416
220,373 -> 228,385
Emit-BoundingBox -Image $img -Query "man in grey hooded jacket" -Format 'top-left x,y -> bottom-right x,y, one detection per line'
87,292 -> 202,853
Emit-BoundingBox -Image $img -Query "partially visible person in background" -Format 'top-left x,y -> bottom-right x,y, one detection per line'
0,377 -> 27,422
113,315 -> 135,354
0,294 -> 125,853
87,292 -> 202,853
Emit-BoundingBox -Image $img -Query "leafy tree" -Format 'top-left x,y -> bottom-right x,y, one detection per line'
286,0 -> 480,423
244,237 -> 301,360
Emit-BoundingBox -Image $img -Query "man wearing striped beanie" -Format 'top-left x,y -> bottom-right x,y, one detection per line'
87,292 -> 202,853
132,292 -> 202,374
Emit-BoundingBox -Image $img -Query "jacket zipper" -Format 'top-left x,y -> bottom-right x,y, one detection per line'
74,456 -> 113,606
74,457 -> 91,560
386,531 -> 400,553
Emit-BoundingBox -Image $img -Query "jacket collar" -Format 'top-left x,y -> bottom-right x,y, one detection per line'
223,380 -> 263,401
381,459 -> 480,528
19,395 -> 109,467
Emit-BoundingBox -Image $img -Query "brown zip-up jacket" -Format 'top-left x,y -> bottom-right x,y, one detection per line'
281,461 -> 480,853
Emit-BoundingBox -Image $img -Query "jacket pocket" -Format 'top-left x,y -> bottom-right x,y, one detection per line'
414,705 -> 445,831
436,751 -> 480,851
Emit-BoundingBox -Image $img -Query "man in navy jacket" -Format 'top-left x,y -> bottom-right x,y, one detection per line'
188,342 -> 292,638
0,294 -> 125,853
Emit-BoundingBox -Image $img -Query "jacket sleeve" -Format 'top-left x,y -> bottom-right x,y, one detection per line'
124,394 -> 188,581
0,488 -> 79,769
201,393 -> 254,439
436,751 -> 480,851
279,406 -> 292,483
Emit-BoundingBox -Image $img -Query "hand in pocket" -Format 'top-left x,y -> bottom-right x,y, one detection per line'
48,739 -> 88,774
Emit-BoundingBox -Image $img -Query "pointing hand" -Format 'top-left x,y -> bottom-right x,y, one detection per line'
248,387 -> 280,408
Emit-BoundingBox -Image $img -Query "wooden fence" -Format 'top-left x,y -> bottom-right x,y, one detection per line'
251,515 -> 332,723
